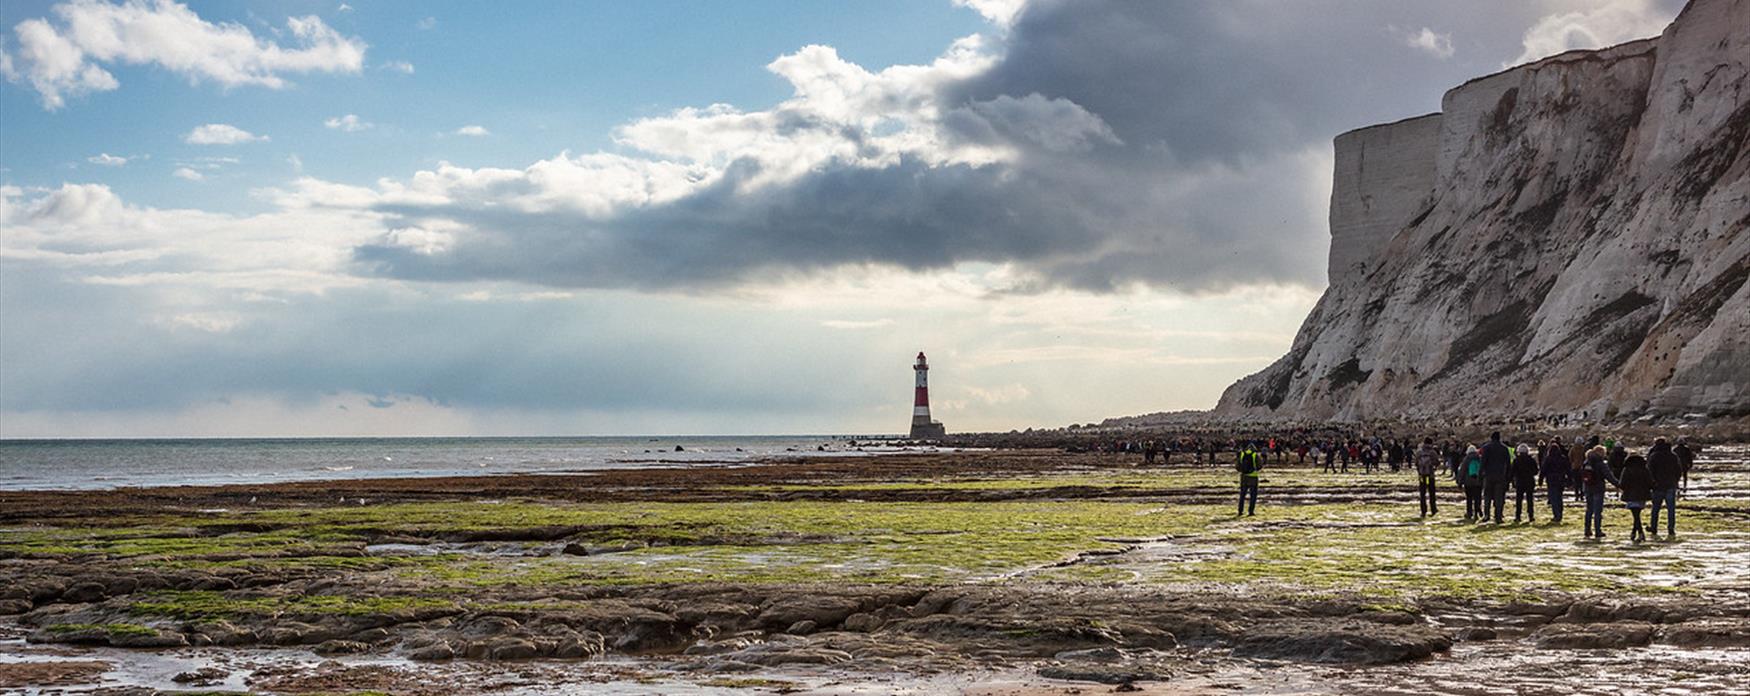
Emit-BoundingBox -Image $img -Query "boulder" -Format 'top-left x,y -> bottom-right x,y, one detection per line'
1231,621 -> 1452,664
313,640 -> 371,655
758,596 -> 862,630
1534,622 -> 1656,650
1659,620 -> 1750,648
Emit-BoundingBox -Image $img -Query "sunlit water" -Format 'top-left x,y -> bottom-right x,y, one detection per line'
0,436 -> 904,490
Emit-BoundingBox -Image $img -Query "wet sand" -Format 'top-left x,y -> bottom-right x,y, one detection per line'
2,446 -> 1747,694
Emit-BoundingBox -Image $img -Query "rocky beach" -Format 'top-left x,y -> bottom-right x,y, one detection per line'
4,444 -> 1749,694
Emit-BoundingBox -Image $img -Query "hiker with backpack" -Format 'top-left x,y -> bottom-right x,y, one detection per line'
1236,441 -> 1264,516
1460,445 -> 1485,521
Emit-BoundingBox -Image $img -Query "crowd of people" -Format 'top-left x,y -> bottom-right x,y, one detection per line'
1103,431 -> 1699,543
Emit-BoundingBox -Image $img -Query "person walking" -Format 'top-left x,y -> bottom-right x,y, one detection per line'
1461,445 -> 1485,521
1415,437 -> 1441,517
1511,443 -> 1539,523
1581,445 -> 1621,539
1619,454 -> 1653,543
1540,443 -> 1571,524
1480,432 -> 1512,523
1570,436 -> 1590,503
1646,437 -> 1681,538
1674,438 -> 1696,493
1236,441 -> 1264,516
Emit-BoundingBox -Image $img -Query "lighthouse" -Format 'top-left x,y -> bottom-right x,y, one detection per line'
909,352 -> 946,440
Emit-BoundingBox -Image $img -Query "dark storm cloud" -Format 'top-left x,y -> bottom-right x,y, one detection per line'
351,0 -> 1683,294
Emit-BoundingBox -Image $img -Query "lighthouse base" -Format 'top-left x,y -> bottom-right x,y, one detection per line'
908,421 -> 946,440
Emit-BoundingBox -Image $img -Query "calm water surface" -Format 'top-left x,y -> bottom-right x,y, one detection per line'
0,436 -> 893,490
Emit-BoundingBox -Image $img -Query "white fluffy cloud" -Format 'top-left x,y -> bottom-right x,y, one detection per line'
953,0 -> 1027,27
454,125 -> 489,137
0,182 -> 380,292
1401,27 -> 1456,58
171,166 -> 203,181
184,123 -> 266,145
324,114 -> 372,132
0,0 -> 366,110
1510,0 -> 1671,66
382,60 -> 414,74
86,152 -> 129,166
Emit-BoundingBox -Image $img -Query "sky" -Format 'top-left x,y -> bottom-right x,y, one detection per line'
0,0 -> 1685,437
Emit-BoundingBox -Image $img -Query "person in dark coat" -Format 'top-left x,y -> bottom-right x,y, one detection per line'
1618,454 -> 1653,543
1646,437 -> 1682,538
1540,444 -> 1571,524
1674,439 -> 1696,492
1510,443 -> 1539,523
1582,445 -> 1621,539
1608,442 -> 1628,480
1415,437 -> 1441,517
1570,436 -> 1591,503
1480,432 -> 1512,523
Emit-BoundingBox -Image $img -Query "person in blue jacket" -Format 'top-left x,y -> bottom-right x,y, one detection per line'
1581,445 -> 1622,539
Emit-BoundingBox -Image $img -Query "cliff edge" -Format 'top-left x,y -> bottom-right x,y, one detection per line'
1216,0 -> 1749,422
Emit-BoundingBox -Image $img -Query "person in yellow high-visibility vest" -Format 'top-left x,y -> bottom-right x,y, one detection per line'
1237,442 -> 1263,516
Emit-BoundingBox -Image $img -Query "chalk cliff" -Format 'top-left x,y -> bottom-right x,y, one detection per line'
1217,0 -> 1749,421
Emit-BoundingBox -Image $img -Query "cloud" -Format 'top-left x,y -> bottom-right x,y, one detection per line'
1510,0 -> 1673,66
172,166 -> 203,181
821,318 -> 895,330
1400,27 -> 1456,58
184,123 -> 267,145
0,182 -> 380,291
346,6 -> 1409,295
337,3 -> 353,12
453,125 -> 489,137
953,0 -> 1026,27
382,60 -> 414,74
0,0 -> 366,110
324,113 -> 372,132
287,154 -> 303,172
415,16 -> 437,30
87,152 -> 129,166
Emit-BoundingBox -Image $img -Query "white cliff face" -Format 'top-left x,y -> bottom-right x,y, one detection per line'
1218,0 -> 1749,421
1327,114 -> 1441,284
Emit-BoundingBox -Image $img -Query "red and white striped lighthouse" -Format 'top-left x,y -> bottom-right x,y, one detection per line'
908,352 -> 946,439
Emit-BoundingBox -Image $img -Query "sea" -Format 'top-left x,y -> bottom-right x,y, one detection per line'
0,436 -> 900,491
